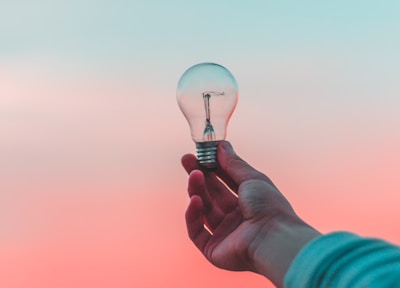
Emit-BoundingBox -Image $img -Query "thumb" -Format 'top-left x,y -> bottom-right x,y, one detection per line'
217,141 -> 270,185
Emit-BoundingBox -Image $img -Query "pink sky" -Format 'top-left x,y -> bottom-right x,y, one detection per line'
1,2 -> 400,287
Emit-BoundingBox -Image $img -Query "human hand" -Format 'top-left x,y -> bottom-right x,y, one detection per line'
182,141 -> 320,287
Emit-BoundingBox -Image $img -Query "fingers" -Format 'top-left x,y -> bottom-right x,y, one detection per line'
185,195 -> 243,259
185,195 -> 211,251
182,142 -> 265,188
181,153 -> 200,174
203,172 -> 238,212
186,170 -> 228,230
187,170 -> 213,212
182,153 -> 239,213
217,141 -> 276,187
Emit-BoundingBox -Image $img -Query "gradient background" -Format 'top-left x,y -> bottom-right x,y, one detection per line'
1,1 -> 400,287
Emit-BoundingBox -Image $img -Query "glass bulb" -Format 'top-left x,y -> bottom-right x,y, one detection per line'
177,62 -> 238,169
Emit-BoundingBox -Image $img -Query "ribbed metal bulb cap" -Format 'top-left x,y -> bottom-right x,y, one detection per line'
195,141 -> 219,169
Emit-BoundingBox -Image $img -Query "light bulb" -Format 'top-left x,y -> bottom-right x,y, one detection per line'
177,62 -> 238,169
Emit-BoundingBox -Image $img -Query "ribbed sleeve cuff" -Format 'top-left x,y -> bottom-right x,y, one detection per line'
284,231 -> 400,287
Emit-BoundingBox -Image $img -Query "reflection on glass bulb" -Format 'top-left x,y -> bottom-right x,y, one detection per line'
177,63 -> 238,169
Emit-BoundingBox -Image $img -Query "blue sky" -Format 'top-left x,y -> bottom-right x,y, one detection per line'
1,2 -> 400,288
2,1 -> 400,62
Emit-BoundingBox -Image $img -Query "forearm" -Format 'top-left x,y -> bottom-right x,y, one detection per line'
252,215 -> 321,287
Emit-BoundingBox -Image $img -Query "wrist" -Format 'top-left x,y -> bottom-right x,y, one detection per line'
251,215 -> 321,287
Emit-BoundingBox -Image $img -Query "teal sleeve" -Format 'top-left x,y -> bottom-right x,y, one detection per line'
284,232 -> 400,287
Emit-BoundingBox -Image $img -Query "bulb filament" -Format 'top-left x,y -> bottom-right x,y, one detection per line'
202,91 -> 224,141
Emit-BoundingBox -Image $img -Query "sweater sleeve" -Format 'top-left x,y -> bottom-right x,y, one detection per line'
284,232 -> 400,287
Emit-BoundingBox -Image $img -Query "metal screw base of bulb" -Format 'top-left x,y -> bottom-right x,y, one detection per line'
196,141 -> 220,170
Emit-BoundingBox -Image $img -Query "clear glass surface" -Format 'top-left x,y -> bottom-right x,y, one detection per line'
177,63 -> 238,143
